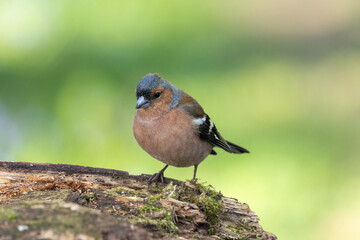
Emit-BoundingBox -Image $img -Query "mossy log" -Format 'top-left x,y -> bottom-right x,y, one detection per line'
0,161 -> 277,240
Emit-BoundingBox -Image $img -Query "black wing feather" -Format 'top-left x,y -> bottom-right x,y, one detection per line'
198,115 -> 249,154
178,103 -> 249,154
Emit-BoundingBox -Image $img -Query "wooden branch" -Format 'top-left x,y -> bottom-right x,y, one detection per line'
0,161 -> 277,240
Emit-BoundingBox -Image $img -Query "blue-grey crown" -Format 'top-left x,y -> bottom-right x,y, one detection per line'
136,73 -> 162,95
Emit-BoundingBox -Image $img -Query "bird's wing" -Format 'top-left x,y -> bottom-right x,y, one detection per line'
177,92 -> 249,154
196,114 -> 232,151
197,114 -> 250,153
177,102 -> 231,152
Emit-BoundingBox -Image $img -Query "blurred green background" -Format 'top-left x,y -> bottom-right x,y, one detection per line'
1,0 -> 359,239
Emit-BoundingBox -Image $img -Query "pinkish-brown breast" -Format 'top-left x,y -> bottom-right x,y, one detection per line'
133,108 -> 213,167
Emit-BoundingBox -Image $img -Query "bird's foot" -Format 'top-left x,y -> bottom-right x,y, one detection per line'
147,171 -> 166,187
191,164 -> 198,184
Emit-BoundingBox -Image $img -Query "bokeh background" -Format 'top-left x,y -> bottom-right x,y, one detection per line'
1,0 -> 359,239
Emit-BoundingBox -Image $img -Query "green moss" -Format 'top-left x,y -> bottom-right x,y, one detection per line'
105,187 -> 149,199
103,189 -> 120,196
192,233 -> 200,239
177,181 -> 223,235
0,209 -> 18,221
115,187 -> 137,195
131,183 -> 178,235
139,194 -> 162,215
156,209 -> 178,234
149,185 -> 162,192
201,196 -> 222,233
109,180 -> 222,236
105,185 -> 178,235
85,193 -> 95,199
104,187 -> 124,196
226,223 -> 260,239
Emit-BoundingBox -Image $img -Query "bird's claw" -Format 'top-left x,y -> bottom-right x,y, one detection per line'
191,177 -> 197,183
147,171 -> 166,187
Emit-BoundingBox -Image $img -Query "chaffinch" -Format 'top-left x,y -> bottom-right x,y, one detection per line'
133,73 -> 249,186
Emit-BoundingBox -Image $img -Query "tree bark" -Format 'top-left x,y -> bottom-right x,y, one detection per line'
0,161 -> 277,240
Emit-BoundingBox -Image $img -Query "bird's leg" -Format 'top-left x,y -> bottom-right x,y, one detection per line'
192,164 -> 198,182
148,165 -> 169,187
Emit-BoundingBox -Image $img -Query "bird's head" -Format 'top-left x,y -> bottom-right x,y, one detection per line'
135,73 -> 182,114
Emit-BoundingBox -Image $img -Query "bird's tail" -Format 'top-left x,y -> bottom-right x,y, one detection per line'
226,141 -> 250,154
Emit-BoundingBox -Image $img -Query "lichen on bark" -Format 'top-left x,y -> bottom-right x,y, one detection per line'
0,161 -> 277,240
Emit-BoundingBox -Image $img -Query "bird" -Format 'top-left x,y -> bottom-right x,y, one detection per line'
133,73 -> 249,186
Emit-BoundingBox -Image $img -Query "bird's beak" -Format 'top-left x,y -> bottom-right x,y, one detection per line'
136,96 -> 151,109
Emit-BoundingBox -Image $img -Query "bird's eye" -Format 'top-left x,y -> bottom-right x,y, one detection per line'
154,92 -> 161,98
